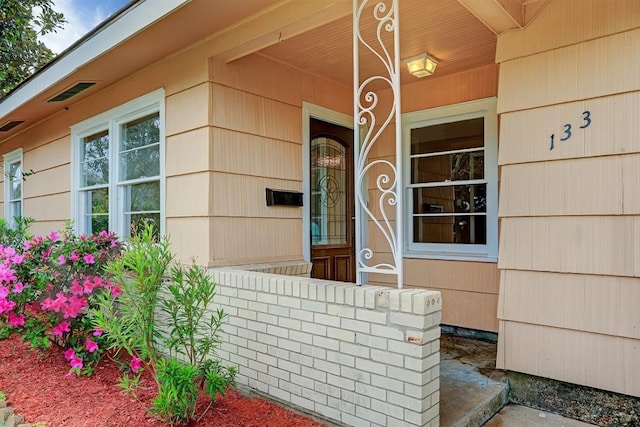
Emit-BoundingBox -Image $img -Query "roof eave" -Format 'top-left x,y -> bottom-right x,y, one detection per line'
0,0 -> 190,120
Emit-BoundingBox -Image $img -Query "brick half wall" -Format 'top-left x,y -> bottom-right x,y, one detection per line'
210,268 -> 442,427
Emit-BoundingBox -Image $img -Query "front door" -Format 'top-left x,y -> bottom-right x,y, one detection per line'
310,118 -> 355,282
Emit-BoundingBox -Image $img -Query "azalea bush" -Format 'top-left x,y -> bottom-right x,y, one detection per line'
91,225 -> 235,425
0,223 -> 122,374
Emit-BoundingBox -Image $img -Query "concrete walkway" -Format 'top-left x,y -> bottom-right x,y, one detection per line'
484,405 -> 597,426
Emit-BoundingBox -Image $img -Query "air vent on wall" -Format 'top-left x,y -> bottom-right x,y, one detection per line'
48,82 -> 96,102
0,120 -> 25,132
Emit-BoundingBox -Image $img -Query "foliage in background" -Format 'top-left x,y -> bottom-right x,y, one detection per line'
0,217 -> 33,248
92,225 -> 235,425
0,0 -> 65,96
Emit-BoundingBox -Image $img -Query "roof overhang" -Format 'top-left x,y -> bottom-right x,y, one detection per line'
0,0 -> 190,129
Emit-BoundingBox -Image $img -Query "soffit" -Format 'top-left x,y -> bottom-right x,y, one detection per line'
0,0 -> 282,140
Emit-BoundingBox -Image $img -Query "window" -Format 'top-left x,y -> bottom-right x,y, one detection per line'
403,98 -> 498,261
71,90 -> 164,237
3,148 -> 23,228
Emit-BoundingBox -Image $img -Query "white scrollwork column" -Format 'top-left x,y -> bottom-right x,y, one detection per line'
353,0 -> 403,288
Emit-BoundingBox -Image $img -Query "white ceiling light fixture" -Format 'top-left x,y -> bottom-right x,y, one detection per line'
403,53 -> 438,78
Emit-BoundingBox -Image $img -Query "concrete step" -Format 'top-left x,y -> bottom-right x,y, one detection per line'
484,405 -> 598,426
440,358 -> 509,427
440,334 -> 508,427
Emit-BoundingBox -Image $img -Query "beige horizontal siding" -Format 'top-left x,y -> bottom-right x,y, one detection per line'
499,270 -> 640,340
211,217 -> 301,262
212,128 -> 301,180
496,0 -> 640,398
499,216 -> 639,276
498,27 -> 640,114
496,0 -> 640,63
166,128 -> 211,177
497,321 -> 640,398
499,91 -> 640,165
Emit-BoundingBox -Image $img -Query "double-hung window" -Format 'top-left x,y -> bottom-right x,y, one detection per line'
403,98 -> 498,261
3,148 -> 23,228
71,90 -> 164,237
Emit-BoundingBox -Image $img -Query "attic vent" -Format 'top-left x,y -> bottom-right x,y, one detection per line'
0,121 -> 25,132
48,82 -> 96,102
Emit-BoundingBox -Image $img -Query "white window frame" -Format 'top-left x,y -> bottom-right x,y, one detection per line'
402,97 -> 498,262
70,89 -> 165,237
3,148 -> 24,228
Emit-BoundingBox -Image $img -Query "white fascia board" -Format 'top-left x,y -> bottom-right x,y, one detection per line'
0,0 -> 190,118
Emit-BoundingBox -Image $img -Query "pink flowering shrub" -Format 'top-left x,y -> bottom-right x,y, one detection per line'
0,225 -> 122,374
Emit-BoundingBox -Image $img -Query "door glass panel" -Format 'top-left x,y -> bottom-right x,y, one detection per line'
311,137 -> 347,245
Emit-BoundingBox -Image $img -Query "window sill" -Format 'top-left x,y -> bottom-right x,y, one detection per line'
403,250 -> 497,263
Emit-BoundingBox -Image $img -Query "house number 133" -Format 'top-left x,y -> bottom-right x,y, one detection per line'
549,111 -> 591,150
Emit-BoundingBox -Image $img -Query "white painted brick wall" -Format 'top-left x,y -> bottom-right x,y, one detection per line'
210,268 -> 442,427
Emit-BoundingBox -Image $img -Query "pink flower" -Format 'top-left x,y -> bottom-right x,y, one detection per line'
69,252 -> 80,262
85,339 -> 99,353
62,295 -> 87,319
0,298 -> 16,314
48,231 -> 60,241
130,356 -> 142,372
92,327 -> 103,337
57,255 -> 66,265
83,253 -> 95,264
41,292 -> 68,313
69,355 -> 83,369
63,347 -> 76,361
2,246 -> 16,258
0,265 -> 17,284
0,285 -> 8,298
110,285 -> 123,298
110,240 -> 119,248
11,254 -> 25,265
12,282 -> 23,293
7,312 -> 25,327
71,280 -> 84,296
52,321 -> 71,337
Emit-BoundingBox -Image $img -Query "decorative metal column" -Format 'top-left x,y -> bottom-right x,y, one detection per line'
353,0 -> 403,288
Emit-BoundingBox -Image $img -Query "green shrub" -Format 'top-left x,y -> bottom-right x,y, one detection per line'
92,224 -> 235,424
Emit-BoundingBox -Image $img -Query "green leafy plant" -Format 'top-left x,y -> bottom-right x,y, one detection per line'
151,357 -> 200,425
0,217 -> 33,248
157,261 -> 236,423
162,262 -> 226,366
92,224 -> 235,425
117,372 -> 142,399
92,224 -> 172,379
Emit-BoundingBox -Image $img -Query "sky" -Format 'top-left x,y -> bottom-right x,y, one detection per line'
39,0 -> 131,54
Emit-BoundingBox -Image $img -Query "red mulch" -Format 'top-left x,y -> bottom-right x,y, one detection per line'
0,335 -> 325,426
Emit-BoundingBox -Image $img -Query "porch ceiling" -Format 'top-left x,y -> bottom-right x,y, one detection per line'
0,0 -> 504,140
257,0 -> 498,87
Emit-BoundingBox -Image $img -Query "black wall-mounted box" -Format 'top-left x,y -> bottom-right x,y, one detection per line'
266,188 -> 303,207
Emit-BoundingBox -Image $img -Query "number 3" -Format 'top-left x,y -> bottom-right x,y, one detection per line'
560,124 -> 572,141
580,110 -> 591,129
